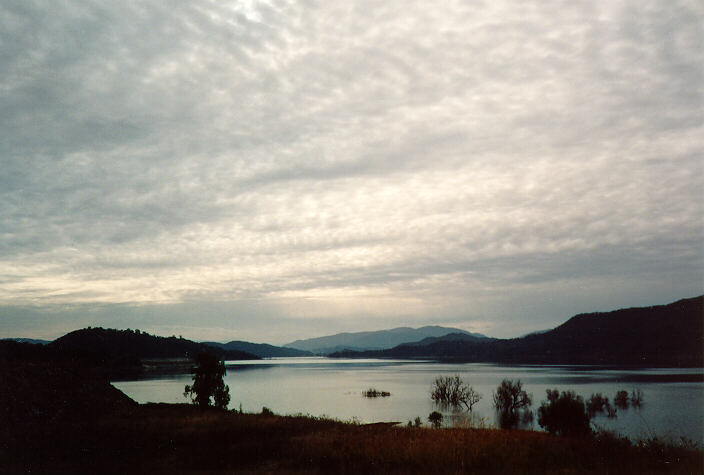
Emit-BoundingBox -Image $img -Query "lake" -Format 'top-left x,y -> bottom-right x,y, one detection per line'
112,358 -> 704,444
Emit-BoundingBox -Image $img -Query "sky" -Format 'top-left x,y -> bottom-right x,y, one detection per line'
1,0 -> 702,344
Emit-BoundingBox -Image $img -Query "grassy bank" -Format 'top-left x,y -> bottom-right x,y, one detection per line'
3,402 -> 702,474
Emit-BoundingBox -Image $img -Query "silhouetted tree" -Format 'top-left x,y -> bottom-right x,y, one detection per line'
184,352 -> 230,409
428,411 -> 443,428
493,379 -> 533,429
585,392 -> 619,418
586,393 -> 609,417
537,389 -> 591,437
614,390 -> 629,409
431,375 -> 482,411
406,416 -> 423,428
631,388 -> 643,408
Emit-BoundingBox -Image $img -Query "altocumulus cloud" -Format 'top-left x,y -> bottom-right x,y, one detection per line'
0,0 -> 702,342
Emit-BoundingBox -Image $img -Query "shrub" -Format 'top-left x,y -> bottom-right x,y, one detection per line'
428,411 -> 443,428
614,390 -> 629,409
406,417 -> 423,428
586,393 -> 609,417
586,393 -> 619,419
631,388 -> 644,408
362,388 -> 391,397
538,389 -> 591,437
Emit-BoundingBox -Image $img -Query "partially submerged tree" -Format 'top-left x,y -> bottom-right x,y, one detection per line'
631,388 -> 644,408
493,379 -> 533,429
614,390 -> 629,409
586,393 -> 615,418
431,375 -> 482,411
538,389 -> 591,437
184,352 -> 230,409
362,388 -> 390,398
586,393 -> 606,416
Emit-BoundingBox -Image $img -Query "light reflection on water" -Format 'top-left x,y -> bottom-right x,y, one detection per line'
112,358 -> 704,444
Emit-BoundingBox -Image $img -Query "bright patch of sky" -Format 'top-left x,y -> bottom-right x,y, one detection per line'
0,0 -> 701,343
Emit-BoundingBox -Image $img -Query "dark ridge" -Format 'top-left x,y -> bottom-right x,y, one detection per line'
0,340 -> 137,428
50,327 -> 260,361
202,340 -> 313,358
401,332 -> 495,346
331,296 -> 704,367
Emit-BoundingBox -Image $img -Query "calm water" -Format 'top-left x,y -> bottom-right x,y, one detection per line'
112,358 -> 704,444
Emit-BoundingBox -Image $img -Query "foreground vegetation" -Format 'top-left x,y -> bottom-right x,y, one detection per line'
4,403 -> 702,474
2,340 -> 702,473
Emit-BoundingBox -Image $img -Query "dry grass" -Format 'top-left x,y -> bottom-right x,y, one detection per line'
4,403 -> 701,474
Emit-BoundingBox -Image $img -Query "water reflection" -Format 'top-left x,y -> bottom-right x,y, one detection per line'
112,358 -> 704,444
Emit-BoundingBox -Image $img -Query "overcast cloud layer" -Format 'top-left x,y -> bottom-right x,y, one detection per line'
1,0 -> 702,343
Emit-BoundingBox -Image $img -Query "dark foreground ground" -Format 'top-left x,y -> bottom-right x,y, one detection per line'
3,403 -> 703,474
1,345 -> 702,474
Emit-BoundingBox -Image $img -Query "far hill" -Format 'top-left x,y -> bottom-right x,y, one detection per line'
0,338 -> 50,345
401,332 -> 493,346
50,328 -> 259,361
332,296 -> 704,367
202,340 -> 312,358
285,326 -> 488,355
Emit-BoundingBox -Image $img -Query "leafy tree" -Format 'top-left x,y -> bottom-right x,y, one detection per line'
431,375 -> 482,411
537,389 -> 591,437
184,352 -> 230,409
428,411 -> 443,428
493,379 -> 533,429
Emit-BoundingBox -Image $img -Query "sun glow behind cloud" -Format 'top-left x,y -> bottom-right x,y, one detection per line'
0,0 -> 701,340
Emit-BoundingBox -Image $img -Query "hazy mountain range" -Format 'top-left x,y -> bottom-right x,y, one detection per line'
4,295 -> 702,366
1,338 -> 50,345
284,326 -> 488,355
331,296 -> 704,367
202,340 -> 312,358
